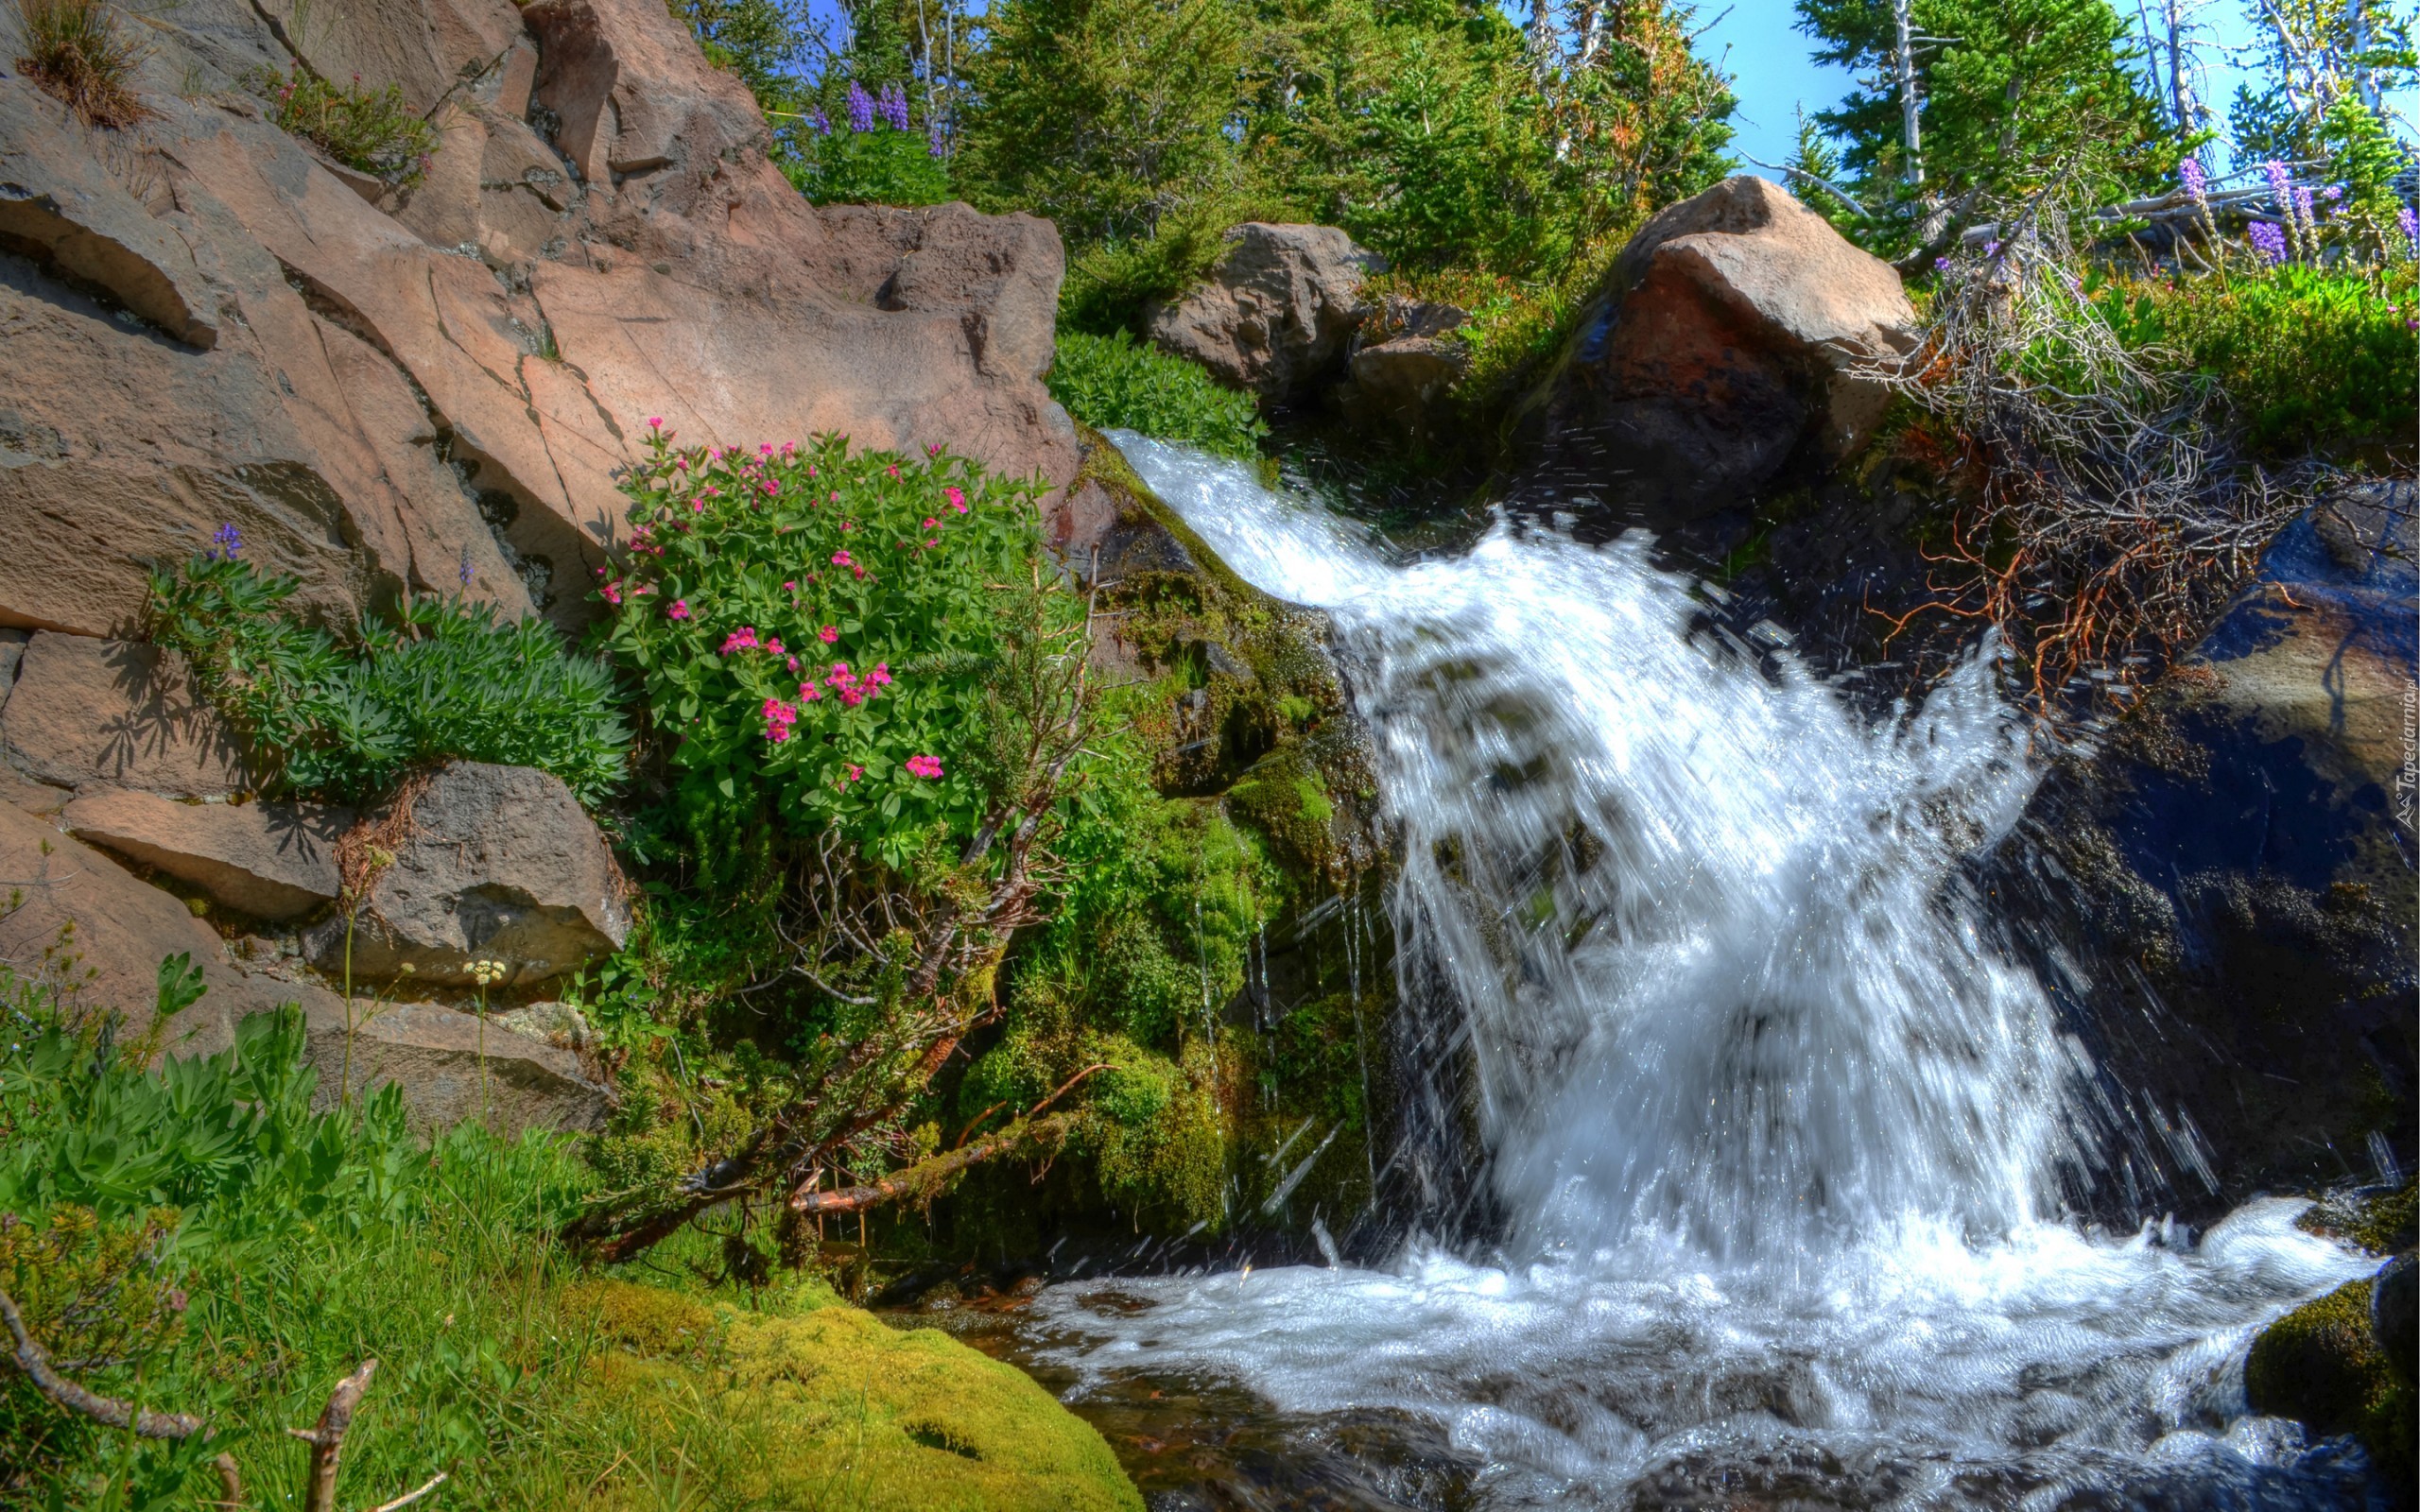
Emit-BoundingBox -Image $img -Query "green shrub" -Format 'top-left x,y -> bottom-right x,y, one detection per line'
248,66 -> 436,189
10,0 -> 146,129
2096,262 -> 2418,458
782,112 -> 952,205
1046,330 -> 1267,459
597,428 -> 1073,869
147,550 -> 630,807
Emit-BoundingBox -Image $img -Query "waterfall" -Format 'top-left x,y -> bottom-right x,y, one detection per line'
1033,434 -> 2376,1507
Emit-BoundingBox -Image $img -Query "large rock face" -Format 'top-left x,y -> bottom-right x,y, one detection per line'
0,633 -> 258,798
307,761 -> 630,987
1990,485 -> 2416,1213
1146,224 -> 1383,401
1513,176 -> 1917,527
0,0 -> 1076,638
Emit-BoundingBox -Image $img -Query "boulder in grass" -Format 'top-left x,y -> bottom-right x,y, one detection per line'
306,760 -> 629,987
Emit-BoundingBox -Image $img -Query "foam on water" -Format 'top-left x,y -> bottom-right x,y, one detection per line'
1038,434 -> 2380,1506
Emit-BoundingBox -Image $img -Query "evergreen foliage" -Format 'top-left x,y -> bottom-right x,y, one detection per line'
1795,0 -> 2171,253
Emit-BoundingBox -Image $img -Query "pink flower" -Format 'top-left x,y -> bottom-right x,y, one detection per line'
843,764 -> 864,784
945,487 -> 967,514
648,416 -> 663,429
925,442 -> 942,457
667,599 -> 690,620
786,655 -> 800,673
826,662 -> 854,686
762,696 -> 800,742
784,580 -> 796,592
905,754 -> 943,780
922,517 -> 939,529
720,627 -> 762,655
869,662 -> 893,687
886,465 -> 900,479
690,497 -> 706,513
819,626 -> 839,644
799,683 -> 822,701
832,551 -> 854,567
838,687 -> 864,708
601,581 -> 623,605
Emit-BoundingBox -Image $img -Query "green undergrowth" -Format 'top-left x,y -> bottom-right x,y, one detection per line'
1046,330 -> 1267,461
245,66 -> 437,190
2092,261 -> 2417,461
0,958 -> 1137,1511
147,555 -> 629,807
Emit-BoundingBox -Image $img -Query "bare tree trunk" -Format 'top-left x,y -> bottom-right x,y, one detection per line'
2164,0 -> 2200,133
1893,0 -> 1924,186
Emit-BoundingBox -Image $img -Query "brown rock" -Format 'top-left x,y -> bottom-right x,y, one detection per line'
64,787 -> 348,920
1516,176 -> 1918,526
307,761 -> 628,986
1147,224 -> 1383,400
308,1001 -> 609,1134
1341,297 -> 1469,440
1,633 -> 256,798
0,81 -> 219,347
0,798 -> 285,1057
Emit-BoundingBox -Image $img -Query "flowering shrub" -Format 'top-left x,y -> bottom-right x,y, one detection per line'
780,79 -> 950,206
597,427 -> 1073,868
246,67 -> 436,190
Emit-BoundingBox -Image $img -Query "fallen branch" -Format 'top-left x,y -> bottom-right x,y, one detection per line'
789,1112 -> 1080,1217
0,1284 -> 203,1439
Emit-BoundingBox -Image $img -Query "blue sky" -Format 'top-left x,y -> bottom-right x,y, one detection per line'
1698,0 -> 2418,180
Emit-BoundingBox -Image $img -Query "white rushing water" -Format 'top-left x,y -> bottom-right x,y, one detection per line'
1031,434 -> 2379,1507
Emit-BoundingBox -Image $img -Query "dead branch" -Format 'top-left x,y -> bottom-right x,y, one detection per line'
1858,194 -> 2323,709
0,1284 -> 203,1439
361,1471 -> 449,1512
288,1359 -> 377,1512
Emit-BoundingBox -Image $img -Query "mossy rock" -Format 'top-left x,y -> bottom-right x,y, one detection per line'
2246,1277 -> 2415,1490
565,1279 -> 1141,1512
1071,425 -> 1378,879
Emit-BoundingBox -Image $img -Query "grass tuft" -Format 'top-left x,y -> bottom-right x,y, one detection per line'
11,0 -> 148,129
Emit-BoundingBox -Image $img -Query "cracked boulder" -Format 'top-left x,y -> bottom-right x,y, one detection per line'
307,760 -> 629,987
0,632 -> 257,799
63,786 -> 347,920
1146,223 -> 1383,401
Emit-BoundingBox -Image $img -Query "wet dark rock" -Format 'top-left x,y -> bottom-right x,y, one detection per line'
2377,1253 -> 2417,1384
1989,483 -> 2416,1215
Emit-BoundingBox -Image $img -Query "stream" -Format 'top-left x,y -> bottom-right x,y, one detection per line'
987,436 -> 2382,1510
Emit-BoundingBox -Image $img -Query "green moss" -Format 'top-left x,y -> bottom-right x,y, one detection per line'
2246,1279 -> 2415,1486
2297,1179 -> 2417,1256
570,1280 -> 1143,1512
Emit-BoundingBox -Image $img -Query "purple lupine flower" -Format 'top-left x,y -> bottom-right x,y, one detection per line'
927,118 -> 946,158
877,82 -> 911,132
2296,185 -> 2316,228
2399,205 -> 2419,259
211,522 -> 242,560
1933,256 -> 1951,272
2246,220 -> 2289,265
807,106 -> 831,137
459,547 -> 475,587
1983,239 -> 2001,257
845,80 -> 875,133
2262,159 -> 2292,208
2178,157 -> 2206,202
2321,184 -> 2342,202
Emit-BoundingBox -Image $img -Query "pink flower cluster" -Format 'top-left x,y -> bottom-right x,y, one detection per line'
904,754 -> 943,780
763,696 -> 800,742
809,660 -> 894,709
944,486 -> 968,514
719,626 -> 786,656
